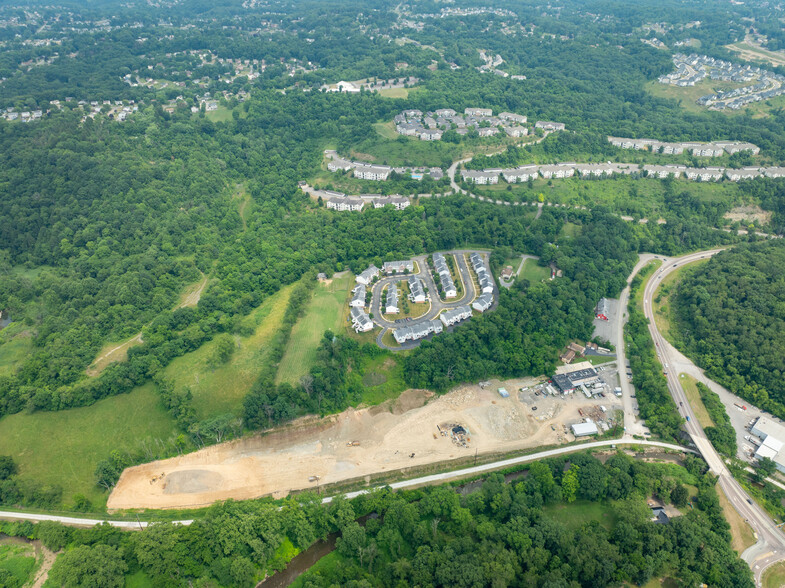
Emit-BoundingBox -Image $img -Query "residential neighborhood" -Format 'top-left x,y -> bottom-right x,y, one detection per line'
659,53 -> 785,110
607,136 -> 760,156
393,107 -> 544,141
346,250 -> 498,348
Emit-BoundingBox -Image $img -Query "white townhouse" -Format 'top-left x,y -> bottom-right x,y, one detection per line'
354,165 -> 391,181
461,170 -> 499,184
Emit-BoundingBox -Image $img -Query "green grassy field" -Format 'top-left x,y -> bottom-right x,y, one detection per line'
205,105 -> 235,123
162,284 -> 295,419
474,176 -> 742,217
520,259 -> 551,283
0,383 -> 177,507
359,354 -> 407,406
277,273 -> 353,385
125,570 -> 154,588
717,485 -> 757,554
651,260 -> 709,343
376,86 -> 419,99
0,540 -> 39,586
0,322 -> 33,378
679,373 -> 714,429
542,499 -> 617,531
763,561 -> 785,588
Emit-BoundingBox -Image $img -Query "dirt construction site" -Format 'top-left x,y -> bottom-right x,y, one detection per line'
108,378 -> 622,510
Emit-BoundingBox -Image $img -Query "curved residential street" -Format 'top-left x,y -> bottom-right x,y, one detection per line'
371,250 -> 482,350
642,249 -> 785,586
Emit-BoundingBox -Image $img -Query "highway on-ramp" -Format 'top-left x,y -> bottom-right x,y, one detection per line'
642,248 -> 785,586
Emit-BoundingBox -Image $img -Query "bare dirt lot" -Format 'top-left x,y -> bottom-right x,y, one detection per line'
108,379 -> 621,510
723,204 -> 772,226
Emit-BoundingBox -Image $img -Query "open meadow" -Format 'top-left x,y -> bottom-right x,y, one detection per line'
277,273 -> 353,385
0,383 -> 177,507
162,284 -> 295,420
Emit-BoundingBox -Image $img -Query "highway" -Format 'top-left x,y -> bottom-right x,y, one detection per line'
642,248 -> 785,586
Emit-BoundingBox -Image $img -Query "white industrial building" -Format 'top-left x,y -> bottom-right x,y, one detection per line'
750,417 -> 785,473
571,421 -> 599,437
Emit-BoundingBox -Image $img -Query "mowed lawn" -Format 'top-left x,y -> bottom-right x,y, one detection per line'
0,383 -> 177,507
520,259 -> 551,283
277,273 -> 353,385
542,499 -> 617,531
163,284 -> 295,420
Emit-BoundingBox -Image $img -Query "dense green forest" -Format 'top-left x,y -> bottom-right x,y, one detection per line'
672,241 -> 785,418
0,451 -> 754,588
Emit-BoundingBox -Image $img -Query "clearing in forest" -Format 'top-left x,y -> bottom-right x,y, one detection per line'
276,273 -> 353,385
163,284 -> 295,420
0,382 -> 176,507
107,376 -> 623,510
87,272 -> 209,376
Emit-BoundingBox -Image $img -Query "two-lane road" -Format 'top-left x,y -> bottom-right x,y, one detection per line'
642,248 -> 785,585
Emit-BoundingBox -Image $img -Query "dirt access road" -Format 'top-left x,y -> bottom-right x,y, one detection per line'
108,379 -> 617,510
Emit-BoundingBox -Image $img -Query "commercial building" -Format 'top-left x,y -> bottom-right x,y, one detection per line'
750,417 -> 785,473
571,422 -> 599,437
553,361 -> 599,393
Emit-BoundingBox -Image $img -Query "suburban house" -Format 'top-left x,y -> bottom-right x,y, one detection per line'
327,158 -> 355,172
461,170 -> 499,184
420,129 -> 443,141
326,197 -> 364,211
356,264 -> 380,285
535,121 -> 566,131
539,164 -> 575,179
472,291 -> 494,312
465,107 -> 492,116
433,253 -> 458,298
393,320 -> 443,344
354,165 -> 391,181
504,126 -> 528,137
372,196 -> 410,210
408,276 -> 427,303
684,167 -> 724,181
499,112 -> 527,124
501,166 -> 538,183
396,122 -> 421,136
350,307 -> 374,332
440,305 -> 472,327
643,165 -> 686,179
434,108 -> 456,117
726,167 -> 761,181
383,260 -> 414,274
714,141 -> 760,155
350,284 -> 366,308
385,285 -> 399,314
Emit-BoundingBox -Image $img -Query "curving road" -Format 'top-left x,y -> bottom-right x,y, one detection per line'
642,249 -> 785,586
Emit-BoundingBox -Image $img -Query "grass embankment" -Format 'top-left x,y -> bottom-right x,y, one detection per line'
651,260 -> 708,344
716,486 -> 757,554
679,373 -> 715,430
0,383 -> 177,507
763,561 -> 785,588
277,273 -> 354,385
163,285 -> 295,419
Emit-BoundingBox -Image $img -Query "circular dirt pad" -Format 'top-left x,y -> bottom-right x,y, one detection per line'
163,470 -> 224,494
